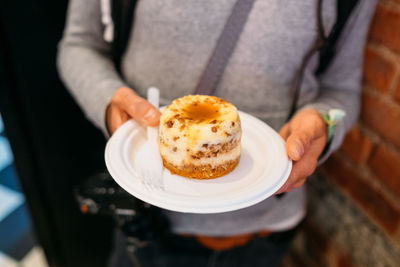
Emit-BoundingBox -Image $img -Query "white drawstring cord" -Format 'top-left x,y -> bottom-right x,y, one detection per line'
100,0 -> 114,42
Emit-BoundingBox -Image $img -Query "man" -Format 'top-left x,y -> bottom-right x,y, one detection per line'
57,0 -> 377,266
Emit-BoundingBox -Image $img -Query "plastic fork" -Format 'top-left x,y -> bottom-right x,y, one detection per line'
136,87 -> 164,191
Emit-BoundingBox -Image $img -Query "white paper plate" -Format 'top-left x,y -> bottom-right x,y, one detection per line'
105,111 -> 291,214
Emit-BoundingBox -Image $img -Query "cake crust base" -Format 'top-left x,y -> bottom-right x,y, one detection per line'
162,157 -> 240,179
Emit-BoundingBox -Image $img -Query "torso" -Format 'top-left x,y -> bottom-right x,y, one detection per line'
121,0 -> 336,130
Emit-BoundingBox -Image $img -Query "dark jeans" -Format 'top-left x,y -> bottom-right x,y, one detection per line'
108,228 -> 297,267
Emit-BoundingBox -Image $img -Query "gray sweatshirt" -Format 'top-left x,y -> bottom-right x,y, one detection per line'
57,0 -> 377,235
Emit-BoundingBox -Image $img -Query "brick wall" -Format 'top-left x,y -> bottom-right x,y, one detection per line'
282,1 -> 400,266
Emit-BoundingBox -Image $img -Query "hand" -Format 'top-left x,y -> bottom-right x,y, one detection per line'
106,87 -> 161,134
275,109 -> 327,194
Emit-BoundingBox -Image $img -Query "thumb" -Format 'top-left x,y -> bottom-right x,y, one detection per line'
285,109 -> 327,161
118,88 -> 161,126
285,130 -> 313,161
132,100 -> 161,126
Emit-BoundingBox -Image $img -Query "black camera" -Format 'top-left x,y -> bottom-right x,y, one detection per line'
74,172 -> 170,245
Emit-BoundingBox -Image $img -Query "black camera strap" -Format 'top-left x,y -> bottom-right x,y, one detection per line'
194,0 -> 256,95
286,0 -> 359,121
111,0 -> 137,74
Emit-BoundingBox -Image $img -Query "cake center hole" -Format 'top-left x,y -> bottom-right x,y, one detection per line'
183,102 -> 219,121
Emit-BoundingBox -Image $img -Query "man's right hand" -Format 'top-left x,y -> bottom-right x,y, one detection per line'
106,87 -> 161,134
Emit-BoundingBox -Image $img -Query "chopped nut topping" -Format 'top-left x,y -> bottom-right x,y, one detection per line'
202,144 -> 208,148
167,121 -> 174,128
172,147 -> 177,152
173,136 -> 180,141
232,121 -> 235,126
195,151 -> 205,157
211,126 -> 217,133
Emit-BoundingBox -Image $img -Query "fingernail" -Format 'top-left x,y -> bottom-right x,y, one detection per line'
293,139 -> 304,159
144,108 -> 156,119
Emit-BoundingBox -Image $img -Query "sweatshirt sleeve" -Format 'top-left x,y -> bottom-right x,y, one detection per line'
301,0 -> 377,163
57,0 -> 128,137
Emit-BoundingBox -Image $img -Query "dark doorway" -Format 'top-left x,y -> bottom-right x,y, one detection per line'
0,1 -> 114,266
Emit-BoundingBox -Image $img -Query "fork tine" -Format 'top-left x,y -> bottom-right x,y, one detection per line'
147,170 -> 153,190
155,176 -> 163,190
152,177 -> 158,190
141,174 -> 148,190
138,161 -> 164,191
151,176 -> 158,191
153,179 -> 159,191
152,175 -> 159,190
153,175 -> 161,191
142,171 -> 152,192
155,174 -> 163,191
144,177 -> 151,191
147,170 -> 155,191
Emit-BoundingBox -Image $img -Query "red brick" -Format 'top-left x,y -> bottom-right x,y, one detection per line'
361,93 -> 400,148
395,81 -> 400,103
368,145 -> 400,196
363,47 -> 396,93
368,4 -> 400,54
323,155 -> 400,234
340,127 -> 372,164
337,253 -> 354,267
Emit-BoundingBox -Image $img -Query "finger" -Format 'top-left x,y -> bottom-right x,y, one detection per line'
108,106 -> 129,134
275,163 -> 307,194
285,110 -> 327,161
276,136 -> 325,193
118,88 -> 161,126
279,123 -> 291,140
288,138 -> 325,185
277,164 -> 299,194
285,114 -> 329,161
275,160 -> 299,194
275,180 -> 290,195
275,177 -> 306,194
292,179 -> 306,189
291,149 -> 317,180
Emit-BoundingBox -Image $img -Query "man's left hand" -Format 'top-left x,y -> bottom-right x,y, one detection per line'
275,109 -> 327,194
